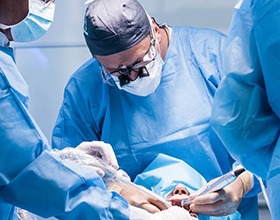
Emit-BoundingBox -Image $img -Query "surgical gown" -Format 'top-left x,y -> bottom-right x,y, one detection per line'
53,26 -> 259,219
211,0 -> 280,219
0,32 -> 129,219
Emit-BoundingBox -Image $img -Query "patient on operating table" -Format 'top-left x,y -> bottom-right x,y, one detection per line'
134,154 -> 241,220
17,150 -> 192,220
18,152 -> 240,220
59,150 -> 242,219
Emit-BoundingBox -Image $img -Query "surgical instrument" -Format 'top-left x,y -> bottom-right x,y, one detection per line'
182,167 -> 246,206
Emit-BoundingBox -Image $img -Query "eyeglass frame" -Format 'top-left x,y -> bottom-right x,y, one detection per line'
99,31 -> 157,86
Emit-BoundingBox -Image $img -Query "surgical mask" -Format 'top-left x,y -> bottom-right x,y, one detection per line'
11,0 -> 55,42
0,23 -> 16,30
112,51 -> 164,97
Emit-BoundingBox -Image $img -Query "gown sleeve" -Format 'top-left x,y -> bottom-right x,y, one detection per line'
0,53 -> 129,219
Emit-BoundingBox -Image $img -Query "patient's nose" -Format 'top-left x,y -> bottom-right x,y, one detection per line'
173,184 -> 189,195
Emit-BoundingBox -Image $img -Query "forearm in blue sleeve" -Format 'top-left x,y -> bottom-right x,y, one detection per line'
2,151 -> 130,219
0,69 -> 130,219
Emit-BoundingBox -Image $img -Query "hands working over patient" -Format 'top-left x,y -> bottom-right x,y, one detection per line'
167,169 -> 253,217
19,141 -> 252,219
54,142 -> 254,219
55,141 -> 253,219
52,141 -> 196,220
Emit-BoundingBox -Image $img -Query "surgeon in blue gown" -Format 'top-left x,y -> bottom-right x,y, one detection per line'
52,0 -> 260,219
0,0 -> 137,219
211,0 -> 280,219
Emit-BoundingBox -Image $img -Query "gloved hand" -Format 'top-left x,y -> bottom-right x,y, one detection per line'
187,169 -> 253,216
129,205 -> 197,220
17,208 -> 55,220
107,181 -> 170,213
50,147 -> 107,177
76,141 -> 119,169
18,209 -> 30,220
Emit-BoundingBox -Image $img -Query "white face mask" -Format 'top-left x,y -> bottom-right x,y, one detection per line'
112,51 -> 164,97
11,0 -> 55,42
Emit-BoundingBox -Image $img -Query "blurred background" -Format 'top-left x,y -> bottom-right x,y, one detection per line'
12,0 -> 270,218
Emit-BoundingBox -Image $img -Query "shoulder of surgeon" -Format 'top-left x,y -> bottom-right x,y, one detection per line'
61,57 -> 117,109
172,26 -> 227,50
65,57 -> 115,96
69,57 -> 101,86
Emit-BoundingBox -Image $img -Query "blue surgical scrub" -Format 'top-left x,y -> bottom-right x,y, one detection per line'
53,26 -> 259,219
0,32 -> 129,219
211,0 -> 280,219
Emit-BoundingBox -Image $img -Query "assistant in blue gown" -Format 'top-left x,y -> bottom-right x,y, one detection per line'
211,0 -> 280,219
52,24 -> 259,219
0,10 -> 129,220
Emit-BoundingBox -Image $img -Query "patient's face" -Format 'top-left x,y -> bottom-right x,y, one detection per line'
166,183 -> 198,218
166,183 -> 190,206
